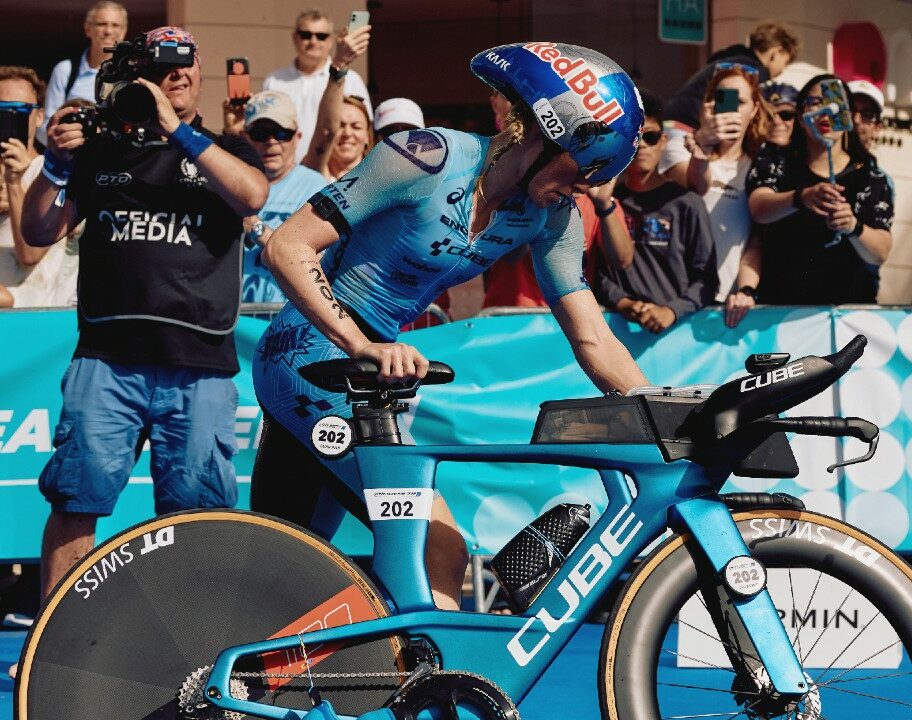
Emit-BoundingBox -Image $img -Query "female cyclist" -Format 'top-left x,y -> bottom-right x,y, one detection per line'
251,42 -> 648,610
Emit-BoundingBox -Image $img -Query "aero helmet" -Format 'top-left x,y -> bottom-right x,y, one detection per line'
470,42 -> 644,185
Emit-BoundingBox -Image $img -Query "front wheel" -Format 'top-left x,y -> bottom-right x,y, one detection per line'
15,510 -> 407,720
600,510 -> 912,720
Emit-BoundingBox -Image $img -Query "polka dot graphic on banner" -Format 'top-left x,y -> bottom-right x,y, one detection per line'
837,310 -> 897,367
901,374 -> 912,422
790,435 -> 839,490
775,308 -> 833,359
472,493 -> 536,551
896,313 -> 912,363
844,432 -> 904,492
846,491 -> 909,548
799,490 -> 844,519
840,368 -> 902,427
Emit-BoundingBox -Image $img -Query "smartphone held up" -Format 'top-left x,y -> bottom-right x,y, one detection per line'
348,10 -> 370,33
226,57 -> 251,107
0,103 -> 32,146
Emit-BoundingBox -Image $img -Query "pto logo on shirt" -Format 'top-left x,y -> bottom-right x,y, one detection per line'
383,129 -> 448,174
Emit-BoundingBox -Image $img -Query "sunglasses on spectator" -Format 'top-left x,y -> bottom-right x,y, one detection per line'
714,62 -> 760,77
640,130 -> 663,146
247,125 -> 296,142
0,101 -> 40,113
853,109 -> 880,123
296,30 -> 331,41
775,109 -> 796,121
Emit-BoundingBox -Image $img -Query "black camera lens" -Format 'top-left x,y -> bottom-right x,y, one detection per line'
109,82 -> 157,125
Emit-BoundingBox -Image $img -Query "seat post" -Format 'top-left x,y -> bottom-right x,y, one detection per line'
350,401 -> 408,445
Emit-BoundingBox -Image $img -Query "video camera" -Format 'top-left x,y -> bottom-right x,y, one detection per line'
63,34 -> 195,140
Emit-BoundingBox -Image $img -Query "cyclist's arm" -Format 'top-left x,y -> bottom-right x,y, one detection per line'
529,201 -> 649,393
553,290 -> 649,393
263,130 -> 448,359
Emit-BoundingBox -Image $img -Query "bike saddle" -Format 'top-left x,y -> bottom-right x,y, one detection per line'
299,359 -> 455,394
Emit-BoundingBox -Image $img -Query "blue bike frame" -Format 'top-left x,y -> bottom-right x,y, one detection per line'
207,442 -> 808,719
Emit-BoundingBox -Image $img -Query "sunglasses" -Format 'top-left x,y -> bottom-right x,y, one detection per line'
296,30 -> 331,41
640,130 -> 663,146
248,125 -> 296,142
0,101 -> 39,113
775,109 -> 796,121
715,62 -> 760,77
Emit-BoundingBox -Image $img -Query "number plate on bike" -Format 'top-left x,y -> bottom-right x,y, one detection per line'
311,415 -> 353,458
723,555 -> 767,597
364,488 -> 433,521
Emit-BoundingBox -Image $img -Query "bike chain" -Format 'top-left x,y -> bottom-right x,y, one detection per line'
230,670 -> 411,680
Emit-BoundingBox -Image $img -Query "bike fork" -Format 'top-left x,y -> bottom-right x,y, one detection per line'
672,497 -> 808,697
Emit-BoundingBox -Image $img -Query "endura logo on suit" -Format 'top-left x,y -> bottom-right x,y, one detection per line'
98,210 -> 204,245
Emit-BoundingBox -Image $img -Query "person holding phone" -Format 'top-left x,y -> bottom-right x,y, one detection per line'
0,65 -> 62,305
263,9 -> 372,164
743,74 -> 893,307
671,66 -> 768,301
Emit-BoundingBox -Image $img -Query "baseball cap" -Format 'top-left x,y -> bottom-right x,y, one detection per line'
847,80 -> 884,113
374,98 -> 425,132
761,81 -> 798,106
244,91 -> 298,130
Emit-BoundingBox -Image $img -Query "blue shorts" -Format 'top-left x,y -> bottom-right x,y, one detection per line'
39,357 -> 239,516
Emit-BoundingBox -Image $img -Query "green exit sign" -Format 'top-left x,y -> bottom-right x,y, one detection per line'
658,0 -> 707,45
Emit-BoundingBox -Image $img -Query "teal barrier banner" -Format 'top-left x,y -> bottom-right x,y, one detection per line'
1,307 -> 910,558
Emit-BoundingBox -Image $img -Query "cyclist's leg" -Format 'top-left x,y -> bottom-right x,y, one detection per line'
253,305 -> 467,607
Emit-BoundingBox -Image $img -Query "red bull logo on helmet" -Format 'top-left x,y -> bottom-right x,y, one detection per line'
522,42 -> 625,125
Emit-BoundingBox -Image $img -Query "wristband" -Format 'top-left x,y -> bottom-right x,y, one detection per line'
328,64 -> 349,82
594,199 -> 617,218
792,186 -> 804,209
42,151 -> 74,186
168,122 -> 214,161
851,218 -> 864,237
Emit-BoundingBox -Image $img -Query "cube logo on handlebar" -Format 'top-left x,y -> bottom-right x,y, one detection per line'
740,361 -> 806,392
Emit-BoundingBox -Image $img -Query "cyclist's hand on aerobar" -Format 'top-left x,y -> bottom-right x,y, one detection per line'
356,342 -> 430,383
797,181 -> 846,217
46,106 -> 86,161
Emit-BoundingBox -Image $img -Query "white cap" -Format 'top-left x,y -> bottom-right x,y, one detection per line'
374,98 -> 425,132
244,91 -> 298,130
847,80 -> 884,113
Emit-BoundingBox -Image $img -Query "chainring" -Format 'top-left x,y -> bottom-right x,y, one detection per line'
386,671 -> 520,720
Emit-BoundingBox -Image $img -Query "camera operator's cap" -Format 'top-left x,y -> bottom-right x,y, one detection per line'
847,80 -> 884,113
374,98 -> 425,131
244,91 -> 299,130
761,81 -> 798,106
145,26 -> 199,64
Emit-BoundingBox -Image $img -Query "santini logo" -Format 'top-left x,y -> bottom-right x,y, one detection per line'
507,502 -> 642,666
740,362 -> 805,393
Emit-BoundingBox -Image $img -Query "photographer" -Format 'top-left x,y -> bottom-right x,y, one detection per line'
20,26 -> 268,607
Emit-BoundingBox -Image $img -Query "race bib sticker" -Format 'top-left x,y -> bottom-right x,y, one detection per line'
723,556 -> 766,597
533,98 -> 566,139
364,488 -> 433,521
311,416 -> 352,458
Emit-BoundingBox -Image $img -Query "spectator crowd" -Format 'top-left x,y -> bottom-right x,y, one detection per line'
0,1 -> 900,662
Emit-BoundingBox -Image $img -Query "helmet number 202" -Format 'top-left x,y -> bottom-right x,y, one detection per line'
533,98 -> 566,140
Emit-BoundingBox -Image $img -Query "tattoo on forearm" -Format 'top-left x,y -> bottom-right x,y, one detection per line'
309,266 -> 348,320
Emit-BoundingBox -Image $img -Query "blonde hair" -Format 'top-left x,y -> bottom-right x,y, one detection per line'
295,8 -> 332,29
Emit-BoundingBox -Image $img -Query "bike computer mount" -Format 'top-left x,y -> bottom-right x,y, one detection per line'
744,352 -> 790,374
